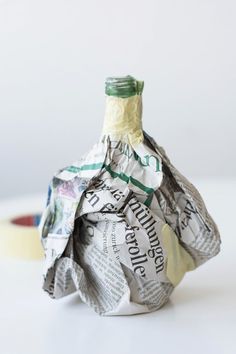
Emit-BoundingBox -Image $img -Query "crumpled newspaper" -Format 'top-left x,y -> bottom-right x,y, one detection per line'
39,77 -> 221,316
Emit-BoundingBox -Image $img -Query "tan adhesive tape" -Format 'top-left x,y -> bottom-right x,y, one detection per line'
0,214 -> 44,260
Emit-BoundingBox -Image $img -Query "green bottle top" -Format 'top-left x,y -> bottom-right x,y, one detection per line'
105,75 -> 144,98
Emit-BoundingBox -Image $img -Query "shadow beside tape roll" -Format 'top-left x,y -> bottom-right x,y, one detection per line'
0,214 -> 44,260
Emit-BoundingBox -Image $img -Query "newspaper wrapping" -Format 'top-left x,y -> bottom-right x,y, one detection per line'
39,76 -> 221,315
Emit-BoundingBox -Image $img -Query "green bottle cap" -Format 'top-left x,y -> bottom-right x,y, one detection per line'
105,75 -> 144,98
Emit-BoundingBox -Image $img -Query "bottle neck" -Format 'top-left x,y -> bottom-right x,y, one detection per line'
102,94 -> 144,145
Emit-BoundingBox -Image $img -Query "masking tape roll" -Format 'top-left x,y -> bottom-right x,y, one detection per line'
0,214 -> 44,260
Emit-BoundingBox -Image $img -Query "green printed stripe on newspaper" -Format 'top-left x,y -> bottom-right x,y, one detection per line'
66,163 -> 104,173
104,164 -> 154,195
66,163 -> 154,195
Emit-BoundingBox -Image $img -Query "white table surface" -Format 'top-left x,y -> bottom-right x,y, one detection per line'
0,179 -> 235,354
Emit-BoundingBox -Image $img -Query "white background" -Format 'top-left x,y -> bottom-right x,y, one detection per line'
0,0 -> 235,198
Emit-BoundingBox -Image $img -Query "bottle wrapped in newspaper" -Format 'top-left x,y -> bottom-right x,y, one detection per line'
39,75 -> 221,315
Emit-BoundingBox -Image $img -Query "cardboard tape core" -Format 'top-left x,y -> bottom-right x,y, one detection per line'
11,214 -> 41,227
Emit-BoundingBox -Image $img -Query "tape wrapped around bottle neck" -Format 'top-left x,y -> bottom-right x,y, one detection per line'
102,94 -> 144,146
